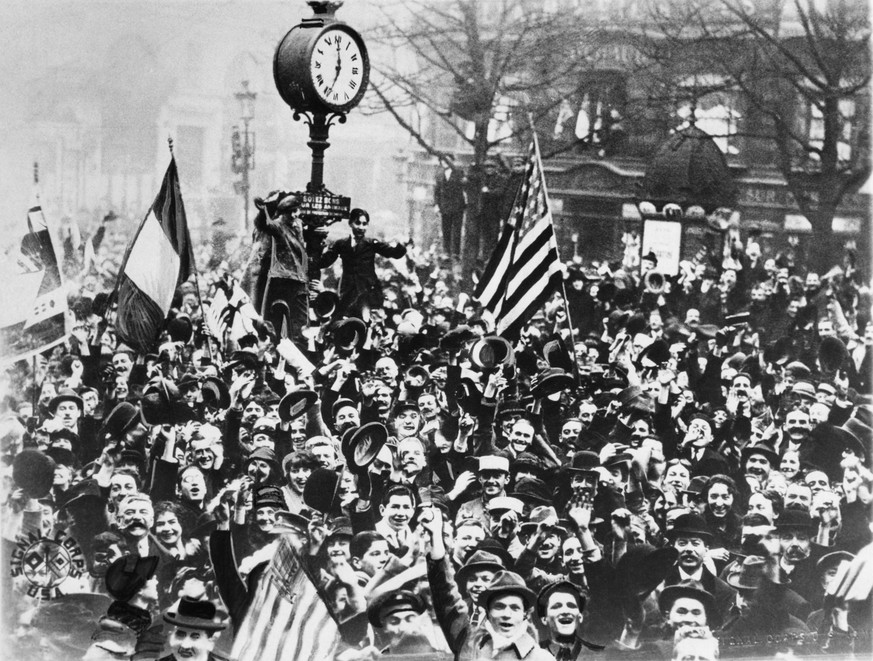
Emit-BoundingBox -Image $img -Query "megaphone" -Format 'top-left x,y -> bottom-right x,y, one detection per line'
643,271 -> 666,294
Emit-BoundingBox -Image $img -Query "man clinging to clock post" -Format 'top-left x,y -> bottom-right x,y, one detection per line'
319,208 -> 407,319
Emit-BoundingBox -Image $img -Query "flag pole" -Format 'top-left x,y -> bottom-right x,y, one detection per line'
167,136 -> 214,365
527,114 -> 580,386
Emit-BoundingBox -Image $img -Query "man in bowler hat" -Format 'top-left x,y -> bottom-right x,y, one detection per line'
160,597 -> 227,661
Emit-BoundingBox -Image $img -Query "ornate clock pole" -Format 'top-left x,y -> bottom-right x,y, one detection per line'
274,0 -> 370,197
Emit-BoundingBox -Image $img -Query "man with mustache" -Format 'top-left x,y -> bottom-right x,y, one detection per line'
739,443 -> 779,506
115,492 -> 159,557
780,409 -> 812,454
537,581 -> 603,659
159,597 -> 227,661
775,508 -> 827,606
456,455 -> 511,528
662,513 -> 736,628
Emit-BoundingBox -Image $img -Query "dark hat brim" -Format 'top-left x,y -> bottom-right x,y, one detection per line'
342,422 -> 388,472
478,582 -> 537,610
278,389 -> 319,422
658,583 -> 715,619
456,561 -> 507,587
49,392 -> 83,413
162,611 -> 227,632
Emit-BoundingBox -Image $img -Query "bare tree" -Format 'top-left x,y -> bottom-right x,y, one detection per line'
363,0 -> 598,271
638,0 -> 870,269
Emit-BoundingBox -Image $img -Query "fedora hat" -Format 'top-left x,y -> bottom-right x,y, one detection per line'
105,555 -> 159,602
439,325 -> 477,352
313,290 -> 339,320
615,544 -> 679,597
726,555 -> 766,590
536,581 -> 587,618
45,446 -> 76,467
617,385 -> 654,415
163,597 -> 226,632
225,348 -> 260,373
816,550 -> 854,574
13,450 -> 56,498
776,508 -> 816,531
477,570 -> 537,609
456,550 -> 505,587
530,367 -> 575,399
100,402 -> 142,440
639,339 -> 671,366
332,317 -> 367,353
495,400 -> 527,420
667,513 -> 714,543
278,388 -> 318,422
543,338 -> 574,373
61,478 -> 104,511
49,389 -> 83,414
470,336 -> 515,370
682,476 -> 709,498
658,580 -> 715,621
510,477 -> 553,508
519,505 -> 567,537
200,376 -> 230,410
140,378 -> 196,426
341,422 -> 388,473
818,336 -> 849,373
741,443 -> 780,468
842,418 -> 871,460
176,372 -> 201,390
471,538 -> 514,568
303,467 -> 342,515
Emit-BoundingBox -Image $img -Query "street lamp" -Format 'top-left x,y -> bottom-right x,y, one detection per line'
232,80 -> 257,231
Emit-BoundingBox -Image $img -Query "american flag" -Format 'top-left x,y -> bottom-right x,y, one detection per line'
231,534 -> 339,661
474,134 -> 562,337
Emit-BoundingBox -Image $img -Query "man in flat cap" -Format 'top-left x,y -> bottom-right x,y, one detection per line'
367,589 -> 441,655
422,505 -> 556,661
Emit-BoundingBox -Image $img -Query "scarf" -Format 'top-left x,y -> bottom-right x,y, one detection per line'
483,619 -> 526,658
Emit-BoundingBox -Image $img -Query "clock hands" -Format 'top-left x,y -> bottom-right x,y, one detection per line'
328,37 -> 342,95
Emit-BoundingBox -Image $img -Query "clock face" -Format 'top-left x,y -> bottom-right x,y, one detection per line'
309,28 -> 366,109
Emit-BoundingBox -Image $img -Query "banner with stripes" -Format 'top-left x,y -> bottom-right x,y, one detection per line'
474,133 -> 562,338
204,279 -> 261,348
231,534 -> 339,661
0,197 -> 68,365
114,158 -> 194,354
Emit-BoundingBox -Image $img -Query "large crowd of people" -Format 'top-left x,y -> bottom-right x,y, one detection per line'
1,195 -> 871,661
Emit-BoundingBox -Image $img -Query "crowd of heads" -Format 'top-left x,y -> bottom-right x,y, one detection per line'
1,217 -> 871,661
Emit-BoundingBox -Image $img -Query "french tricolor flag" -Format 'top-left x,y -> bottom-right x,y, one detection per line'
114,158 -> 194,353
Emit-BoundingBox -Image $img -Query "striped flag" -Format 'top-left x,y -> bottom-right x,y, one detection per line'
114,158 -> 194,354
0,195 -> 69,365
474,134 -> 562,337
231,534 -> 339,661
204,279 -> 261,347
